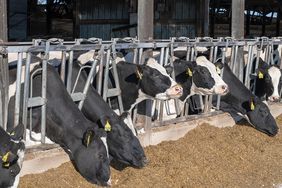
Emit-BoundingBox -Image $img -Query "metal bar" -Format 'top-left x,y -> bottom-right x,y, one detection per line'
14,52 -> 23,128
102,49 -> 111,101
22,52 -> 31,139
40,42 -> 49,144
60,51 -> 66,83
96,46 -> 105,95
78,59 -> 98,110
66,50 -> 74,93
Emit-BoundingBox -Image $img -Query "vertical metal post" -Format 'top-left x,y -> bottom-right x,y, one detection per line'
14,52 -> 23,128
66,50 -> 74,93
102,48 -> 111,101
97,46 -> 105,95
0,47 -> 8,130
22,52 -> 31,139
41,42 -> 50,144
60,51 -> 66,83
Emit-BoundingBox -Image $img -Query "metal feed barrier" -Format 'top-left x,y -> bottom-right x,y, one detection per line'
1,37 -> 282,145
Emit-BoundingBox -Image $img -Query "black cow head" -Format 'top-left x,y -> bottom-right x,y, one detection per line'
73,128 -> 111,186
98,114 -> 147,168
242,97 -> 279,136
0,123 -> 25,188
135,58 -> 183,100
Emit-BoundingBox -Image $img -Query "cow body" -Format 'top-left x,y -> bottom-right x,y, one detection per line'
71,62 -> 147,168
0,124 -> 25,188
216,63 -> 279,136
27,65 -> 111,186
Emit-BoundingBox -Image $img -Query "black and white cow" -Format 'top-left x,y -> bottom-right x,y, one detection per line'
71,62 -> 148,168
152,56 -> 228,119
115,58 -> 183,112
215,63 -> 279,136
0,123 -> 25,188
253,57 -> 282,102
8,63 -> 111,186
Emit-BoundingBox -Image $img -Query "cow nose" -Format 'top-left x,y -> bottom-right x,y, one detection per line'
174,84 -> 183,93
269,96 -> 280,102
221,84 -> 229,93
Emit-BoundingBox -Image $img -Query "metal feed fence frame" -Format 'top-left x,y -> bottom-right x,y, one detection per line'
1,37 -> 282,144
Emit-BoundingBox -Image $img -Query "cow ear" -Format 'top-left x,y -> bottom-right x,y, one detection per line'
98,116 -> 112,132
1,151 -> 18,168
136,65 -> 144,80
9,123 -> 24,141
82,129 -> 95,147
164,65 -> 173,75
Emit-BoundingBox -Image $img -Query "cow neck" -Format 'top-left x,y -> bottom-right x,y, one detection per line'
221,64 -> 252,114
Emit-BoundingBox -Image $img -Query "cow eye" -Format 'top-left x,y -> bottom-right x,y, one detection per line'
99,154 -> 105,160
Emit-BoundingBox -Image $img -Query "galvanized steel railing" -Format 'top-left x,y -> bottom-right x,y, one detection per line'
1,37 -> 282,144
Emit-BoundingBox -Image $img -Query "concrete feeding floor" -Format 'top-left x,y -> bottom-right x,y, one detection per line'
20,103 -> 282,177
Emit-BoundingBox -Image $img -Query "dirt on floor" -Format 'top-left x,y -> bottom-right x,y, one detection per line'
20,116 -> 282,188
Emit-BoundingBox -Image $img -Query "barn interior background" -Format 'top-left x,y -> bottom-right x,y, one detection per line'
3,0 -> 282,41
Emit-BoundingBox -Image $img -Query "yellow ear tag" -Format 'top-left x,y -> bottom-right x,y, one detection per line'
105,120 -> 111,132
10,131 -> 15,136
258,71 -> 264,79
186,68 -> 193,77
250,101 -> 255,111
2,152 -> 10,163
2,152 -> 10,167
216,66 -> 221,74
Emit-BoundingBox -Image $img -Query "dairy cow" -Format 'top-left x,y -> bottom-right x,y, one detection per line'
0,123 -> 25,188
153,56 -> 228,119
71,62 -> 148,168
215,63 -> 279,136
8,63 -> 111,186
252,57 -> 282,102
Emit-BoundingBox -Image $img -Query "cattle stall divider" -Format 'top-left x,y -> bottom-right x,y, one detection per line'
2,37 -> 282,145
0,46 -> 8,130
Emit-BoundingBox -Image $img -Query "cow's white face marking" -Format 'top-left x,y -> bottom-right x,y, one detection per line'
100,136 -> 109,158
268,66 -> 281,101
192,56 -> 228,96
123,113 -> 137,136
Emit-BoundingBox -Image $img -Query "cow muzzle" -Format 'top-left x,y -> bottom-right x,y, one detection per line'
214,84 -> 229,95
166,84 -> 183,98
268,95 -> 280,102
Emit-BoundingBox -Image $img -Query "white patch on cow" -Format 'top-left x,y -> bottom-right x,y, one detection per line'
77,50 -> 95,65
191,56 -> 228,96
100,136 -> 109,158
113,109 -> 121,115
10,173 -> 20,188
25,129 -> 54,146
115,56 -> 125,64
268,66 -> 281,101
123,113 -> 137,136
